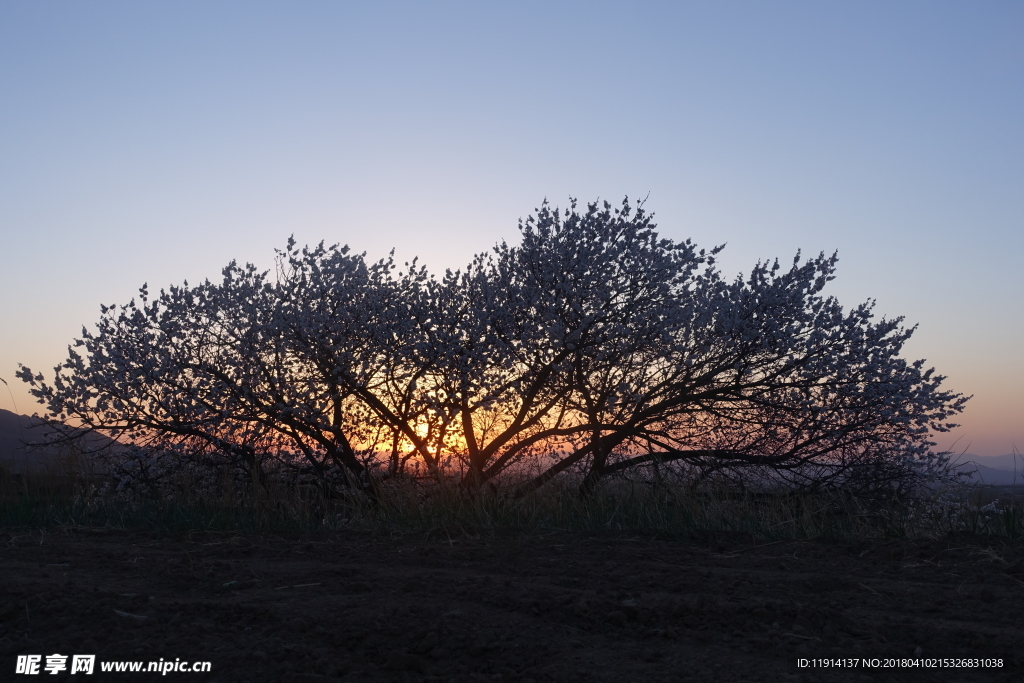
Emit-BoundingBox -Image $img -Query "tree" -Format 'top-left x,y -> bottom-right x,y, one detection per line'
17,243 -> 409,497
420,198 -> 721,490
418,198 -> 966,496
19,198 -> 967,499
526,245 -> 967,496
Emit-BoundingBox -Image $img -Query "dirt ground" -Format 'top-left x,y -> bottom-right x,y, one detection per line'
1,528 -> 1021,682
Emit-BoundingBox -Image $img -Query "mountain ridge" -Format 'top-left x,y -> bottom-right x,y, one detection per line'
0,408 -> 118,474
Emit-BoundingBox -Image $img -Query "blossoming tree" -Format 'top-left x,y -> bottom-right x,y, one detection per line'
18,198 -> 967,497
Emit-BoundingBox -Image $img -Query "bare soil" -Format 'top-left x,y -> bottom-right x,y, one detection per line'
1,529 -> 1021,682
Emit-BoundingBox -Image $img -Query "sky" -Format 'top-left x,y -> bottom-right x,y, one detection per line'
0,1 -> 1021,457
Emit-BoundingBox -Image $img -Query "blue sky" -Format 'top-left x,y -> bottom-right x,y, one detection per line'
1,1 -> 1021,455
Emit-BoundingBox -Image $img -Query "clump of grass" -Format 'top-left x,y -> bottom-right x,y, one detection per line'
0,457 -> 325,533
2,458 -> 1022,541
354,476 -> 1024,541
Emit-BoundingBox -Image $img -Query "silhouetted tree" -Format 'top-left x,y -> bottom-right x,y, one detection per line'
19,198 -> 967,498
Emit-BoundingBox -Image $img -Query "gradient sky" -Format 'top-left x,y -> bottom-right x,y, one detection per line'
1,2 -> 1021,456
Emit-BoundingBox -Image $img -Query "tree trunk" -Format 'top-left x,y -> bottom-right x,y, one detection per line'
579,436 -> 611,498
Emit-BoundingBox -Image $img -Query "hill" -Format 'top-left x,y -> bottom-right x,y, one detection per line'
0,408 -> 117,474
952,453 -> 1024,486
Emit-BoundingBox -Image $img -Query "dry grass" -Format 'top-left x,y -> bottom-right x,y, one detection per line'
2,454 -> 1022,541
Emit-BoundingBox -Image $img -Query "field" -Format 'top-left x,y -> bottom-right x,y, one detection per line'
2,521 -> 1023,682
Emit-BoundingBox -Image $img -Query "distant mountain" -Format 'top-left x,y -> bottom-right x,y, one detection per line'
951,453 -> 1024,486
962,453 -> 1024,472
0,408 -> 53,454
0,408 -> 117,474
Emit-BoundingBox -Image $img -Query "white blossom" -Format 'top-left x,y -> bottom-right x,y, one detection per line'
18,197 -> 967,498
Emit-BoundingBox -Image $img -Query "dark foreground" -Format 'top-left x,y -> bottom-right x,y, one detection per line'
1,528 -> 1021,682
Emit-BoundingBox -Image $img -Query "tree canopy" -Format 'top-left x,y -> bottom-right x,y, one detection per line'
19,198 -> 967,497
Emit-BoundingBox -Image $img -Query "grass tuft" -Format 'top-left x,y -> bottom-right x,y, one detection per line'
2,459 -> 1022,541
